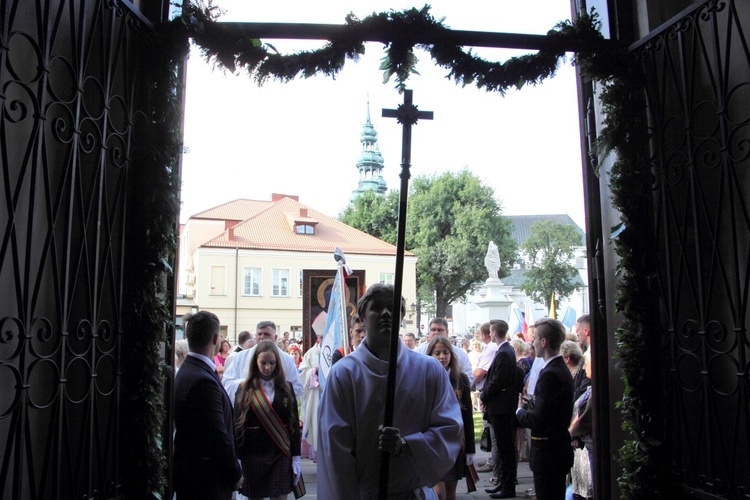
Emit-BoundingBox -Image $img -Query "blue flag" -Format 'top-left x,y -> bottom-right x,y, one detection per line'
561,306 -> 577,331
318,250 -> 349,390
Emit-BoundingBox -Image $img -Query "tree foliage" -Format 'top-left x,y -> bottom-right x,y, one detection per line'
339,190 -> 400,245
519,220 -> 582,313
340,169 -> 516,318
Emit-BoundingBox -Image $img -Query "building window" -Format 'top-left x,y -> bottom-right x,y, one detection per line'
209,266 -> 227,295
272,269 -> 290,297
243,268 -> 261,296
379,272 -> 394,285
295,224 -> 315,234
290,326 -> 302,341
298,269 -> 303,297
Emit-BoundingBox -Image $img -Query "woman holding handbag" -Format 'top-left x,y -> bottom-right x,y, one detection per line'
427,336 -> 476,500
234,340 -> 302,500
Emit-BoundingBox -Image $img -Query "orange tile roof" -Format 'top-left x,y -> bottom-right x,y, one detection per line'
191,199 -> 272,221
199,197 -> 411,256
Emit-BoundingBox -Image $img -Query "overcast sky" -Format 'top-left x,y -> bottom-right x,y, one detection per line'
179,1 -> 585,228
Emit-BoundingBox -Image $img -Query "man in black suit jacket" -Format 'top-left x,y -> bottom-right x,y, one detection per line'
480,320 -> 520,498
516,318 -> 574,500
174,311 -> 243,499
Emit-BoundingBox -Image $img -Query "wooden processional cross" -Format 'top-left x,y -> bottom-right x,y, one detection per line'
378,89 -> 433,499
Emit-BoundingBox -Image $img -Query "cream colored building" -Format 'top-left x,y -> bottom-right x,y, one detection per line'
178,194 -> 417,342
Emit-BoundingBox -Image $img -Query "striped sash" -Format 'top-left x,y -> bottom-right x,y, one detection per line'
248,387 -> 292,458
248,387 -> 306,497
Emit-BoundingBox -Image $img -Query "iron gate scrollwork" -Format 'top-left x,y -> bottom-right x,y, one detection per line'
0,0 -> 160,498
632,0 -> 750,497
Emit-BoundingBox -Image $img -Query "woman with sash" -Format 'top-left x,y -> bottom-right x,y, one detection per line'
234,340 -> 301,499
427,336 -> 476,500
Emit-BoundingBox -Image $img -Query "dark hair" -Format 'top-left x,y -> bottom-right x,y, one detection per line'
426,336 -> 463,407
237,330 -> 252,345
356,283 -> 406,320
184,311 -> 220,349
256,320 -> 277,332
234,340 -> 290,441
534,318 -> 566,351
403,332 -> 416,340
429,317 -> 449,330
491,320 -> 509,336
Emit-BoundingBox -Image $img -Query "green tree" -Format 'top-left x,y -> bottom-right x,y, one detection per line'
407,170 -> 516,317
519,220 -> 582,314
339,190 -> 400,245
340,170 -> 516,319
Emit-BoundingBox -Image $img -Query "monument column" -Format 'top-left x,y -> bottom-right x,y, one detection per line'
475,241 -> 514,321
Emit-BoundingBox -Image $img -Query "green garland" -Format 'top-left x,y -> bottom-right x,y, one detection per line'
579,48 -> 667,499
178,2 -> 606,93
128,2 -> 664,496
120,19 -> 189,497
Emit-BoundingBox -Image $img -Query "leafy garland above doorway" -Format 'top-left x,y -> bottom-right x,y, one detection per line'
131,2 -> 664,497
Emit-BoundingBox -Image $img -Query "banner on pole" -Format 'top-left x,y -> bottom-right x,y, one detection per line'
508,302 -> 525,335
561,306 -> 577,331
549,291 -> 556,319
523,300 -> 534,340
318,248 -> 353,390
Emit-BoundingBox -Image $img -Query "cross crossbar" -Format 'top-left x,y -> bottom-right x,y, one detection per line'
217,21 -> 588,52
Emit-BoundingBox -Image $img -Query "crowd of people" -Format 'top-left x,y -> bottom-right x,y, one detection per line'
172,284 -> 594,500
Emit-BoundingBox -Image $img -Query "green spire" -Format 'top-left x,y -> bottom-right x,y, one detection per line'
351,98 -> 387,202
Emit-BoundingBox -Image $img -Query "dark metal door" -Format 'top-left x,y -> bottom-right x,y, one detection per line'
0,1 -> 168,498
630,1 -> 750,497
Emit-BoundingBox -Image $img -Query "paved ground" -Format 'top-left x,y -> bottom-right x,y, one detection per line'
296,448 -> 535,499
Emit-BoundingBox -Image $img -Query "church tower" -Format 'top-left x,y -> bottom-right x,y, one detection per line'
350,99 -> 387,201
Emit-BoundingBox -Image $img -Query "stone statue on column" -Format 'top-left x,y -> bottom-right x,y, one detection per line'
484,241 -> 501,280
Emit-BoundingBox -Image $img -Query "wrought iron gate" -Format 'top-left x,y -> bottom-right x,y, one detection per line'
631,1 -> 750,497
0,1 -> 164,497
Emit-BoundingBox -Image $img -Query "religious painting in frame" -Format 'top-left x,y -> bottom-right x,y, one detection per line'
302,269 -> 366,353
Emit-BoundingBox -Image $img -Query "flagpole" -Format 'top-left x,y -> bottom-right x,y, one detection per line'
337,258 -> 350,356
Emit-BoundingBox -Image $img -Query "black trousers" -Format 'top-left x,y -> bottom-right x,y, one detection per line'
489,413 -> 517,492
533,471 -> 567,500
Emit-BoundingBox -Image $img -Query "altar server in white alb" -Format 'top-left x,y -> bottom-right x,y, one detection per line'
317,283 -> 463,499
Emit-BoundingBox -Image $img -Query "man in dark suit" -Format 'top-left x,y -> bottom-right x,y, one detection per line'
516,318 -> 575,500
174,311 -> 243,499
480,320 -> 520,499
